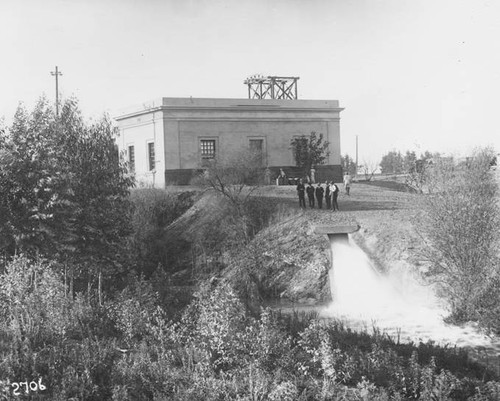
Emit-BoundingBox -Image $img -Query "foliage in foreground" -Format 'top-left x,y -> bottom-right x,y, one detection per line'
416,147 -> 500,331
1,257 -> 499,400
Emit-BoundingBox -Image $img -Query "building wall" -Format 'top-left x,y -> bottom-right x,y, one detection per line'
117,110 -> 165,187
116,97 -> 343,187
174,120 -> 335,169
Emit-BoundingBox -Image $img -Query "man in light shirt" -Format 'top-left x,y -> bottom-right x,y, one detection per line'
343,172 -> 352,196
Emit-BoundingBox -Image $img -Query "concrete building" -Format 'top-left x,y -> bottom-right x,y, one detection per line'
115,97 -> 344,187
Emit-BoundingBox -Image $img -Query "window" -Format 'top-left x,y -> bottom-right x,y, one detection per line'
128,145 -> 135,172
200,139 -> 216,160
249,139 -> 264,166
148,142 -> 155,171
249,139 -> 263,152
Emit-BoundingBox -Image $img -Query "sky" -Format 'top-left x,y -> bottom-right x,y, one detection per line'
1,0 -> 499,163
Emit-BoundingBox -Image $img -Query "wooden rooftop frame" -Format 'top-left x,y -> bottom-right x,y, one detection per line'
244,76 -> 300,100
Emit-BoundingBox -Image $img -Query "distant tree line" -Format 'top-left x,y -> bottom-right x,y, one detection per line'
379,150 -> 440,175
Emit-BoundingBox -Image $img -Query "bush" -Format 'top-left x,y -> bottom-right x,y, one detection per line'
129,188 -> 195,278
0,256 -> 119,400
176,280 -> 249,372
243,196 -> 279,237
0,256 -> 68,348
417,148 -> 500,326
1,258 -> 498,399
109,276 -> 160,346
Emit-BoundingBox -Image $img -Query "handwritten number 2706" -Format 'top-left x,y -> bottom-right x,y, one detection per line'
11,378 -> 46,395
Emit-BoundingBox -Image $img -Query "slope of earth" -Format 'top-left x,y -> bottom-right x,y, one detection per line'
164,179 -> 425,305
243,181 -> 425,305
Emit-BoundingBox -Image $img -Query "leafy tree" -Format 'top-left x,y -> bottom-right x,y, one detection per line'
341,153 -> 357,176
60,103 -> 133,300
403,150 -> 417,172
0,125 -> 15,258
290,131 -> 330,176
379,150 -> 404,174
404,151 -> 441,193
0,97 -> 134,301
0,99 -> 70,256
420,150 -> 439,162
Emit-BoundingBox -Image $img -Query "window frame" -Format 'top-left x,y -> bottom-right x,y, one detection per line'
127,144 -> 135,172
147,141 -> 155,172
200,139 -> 216,160
248,137 -> 266,166
199,137 -> 218,166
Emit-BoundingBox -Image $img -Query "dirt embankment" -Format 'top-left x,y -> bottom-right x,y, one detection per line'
164,180 -> 424,305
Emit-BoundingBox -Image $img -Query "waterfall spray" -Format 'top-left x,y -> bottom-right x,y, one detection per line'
315,225 -> 495,349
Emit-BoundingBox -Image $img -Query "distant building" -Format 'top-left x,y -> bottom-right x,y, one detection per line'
115,97 -> 344,187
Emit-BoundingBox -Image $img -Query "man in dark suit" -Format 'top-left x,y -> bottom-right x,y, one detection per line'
331,183 -> 340,211
306,183 -> 315,208
315,183 -> 324,209
325,182 -> 331,209
296,179 -> 306,208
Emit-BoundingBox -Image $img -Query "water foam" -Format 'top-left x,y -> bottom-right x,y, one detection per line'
321,242 -> 495,349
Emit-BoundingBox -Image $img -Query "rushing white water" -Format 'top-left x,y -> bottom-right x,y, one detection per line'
321,241 -> 498,350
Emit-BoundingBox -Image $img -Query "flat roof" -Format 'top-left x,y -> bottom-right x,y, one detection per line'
115,97 -> 343,120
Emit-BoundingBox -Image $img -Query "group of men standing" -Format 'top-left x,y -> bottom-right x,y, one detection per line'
295,173 -> 352,211
296,179 -> 341,211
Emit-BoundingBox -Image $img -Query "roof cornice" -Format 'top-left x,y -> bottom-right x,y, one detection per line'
115,102 -> 344,121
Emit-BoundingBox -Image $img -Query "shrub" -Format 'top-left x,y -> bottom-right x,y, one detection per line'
177,280 -> 249,373
109,276 -> 160,346
0,256 -> 120,400
268,380 -> 298,401
243,196 -> 279,237
0,256 -> 68,348
416,148 -> 500,325
129,188 -> 195,278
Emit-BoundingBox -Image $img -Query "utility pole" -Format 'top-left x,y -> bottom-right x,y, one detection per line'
50,66 -> 62,117
355,135 -> 359,173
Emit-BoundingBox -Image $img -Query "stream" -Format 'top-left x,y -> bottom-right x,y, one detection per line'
319,241 -> 500,365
